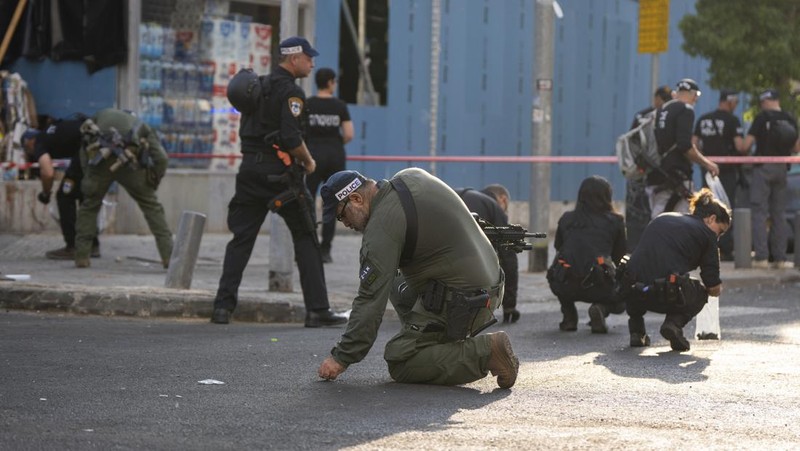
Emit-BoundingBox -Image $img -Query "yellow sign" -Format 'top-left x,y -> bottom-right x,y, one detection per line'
638,0 -> 669,54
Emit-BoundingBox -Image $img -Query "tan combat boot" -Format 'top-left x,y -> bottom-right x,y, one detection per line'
486,331 -> 519,389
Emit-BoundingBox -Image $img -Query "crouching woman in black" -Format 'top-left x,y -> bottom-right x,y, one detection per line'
547,176 -> 627,333
619,188 -> 730,351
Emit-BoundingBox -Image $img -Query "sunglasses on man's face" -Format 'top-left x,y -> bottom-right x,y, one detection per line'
336,197 -> 350,222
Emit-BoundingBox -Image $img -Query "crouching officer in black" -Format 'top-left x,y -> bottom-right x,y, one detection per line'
547,176 -> 627,334
619,188 -> 730,352
211,36 -> 347,327
21,115 -> 100,260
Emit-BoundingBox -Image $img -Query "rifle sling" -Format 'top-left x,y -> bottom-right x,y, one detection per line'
389,178 -> 418,267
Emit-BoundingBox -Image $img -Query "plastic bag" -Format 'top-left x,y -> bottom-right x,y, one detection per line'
695,295 -> 721,340
704,173 -> 731,209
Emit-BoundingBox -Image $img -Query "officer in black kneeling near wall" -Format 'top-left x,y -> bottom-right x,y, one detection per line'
547,176 -> 627,334
211,36 -> 347,327
619,188 -> 730,352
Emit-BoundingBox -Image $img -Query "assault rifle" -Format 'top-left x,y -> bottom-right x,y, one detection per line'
267,164 -> 319,246
472,213 -> 546,254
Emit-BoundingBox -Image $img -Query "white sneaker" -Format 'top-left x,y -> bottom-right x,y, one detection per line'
752,259 -> 769,269
772,261 -> 795,269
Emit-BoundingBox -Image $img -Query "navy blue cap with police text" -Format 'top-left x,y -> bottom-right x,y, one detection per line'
21,129 -> 40,143
279,36 -> 319,57
676,78 -> 701,96
759,88 -> 780,101
321,170 -> 368,223
719,89 -> 739,102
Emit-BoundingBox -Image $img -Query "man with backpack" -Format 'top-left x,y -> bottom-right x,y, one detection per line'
647,78 -> 719,219
740,89 -> 800,269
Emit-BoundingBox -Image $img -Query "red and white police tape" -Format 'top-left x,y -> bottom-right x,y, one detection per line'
3,154 -> 800,170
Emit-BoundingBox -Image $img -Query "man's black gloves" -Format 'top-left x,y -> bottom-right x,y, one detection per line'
37,191 -> 51,205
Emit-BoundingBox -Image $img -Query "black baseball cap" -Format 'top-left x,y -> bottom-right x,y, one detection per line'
719,89 -> 739,102
759,88 -> 780,101
321,170 -> 368,222
654,85 -> 673,102
279,36 -> 319,57
676,78 -> 701,96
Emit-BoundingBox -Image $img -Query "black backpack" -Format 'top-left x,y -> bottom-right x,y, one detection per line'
764,111 -> 798,156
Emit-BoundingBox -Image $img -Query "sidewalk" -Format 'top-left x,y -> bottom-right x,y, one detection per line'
1,232 -> 798,323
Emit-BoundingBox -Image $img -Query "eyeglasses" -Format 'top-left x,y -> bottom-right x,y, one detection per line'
336,197 -> 350,222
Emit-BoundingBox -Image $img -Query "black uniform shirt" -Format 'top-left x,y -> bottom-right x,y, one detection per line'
748,109 -> 798,156
693,109 -> 743,157
457,188 -> 507,227
649,100 -> 694,185
306,96 -> 350,144
268,66 -> 306,151
627,213 -> 721,288
554,210 -> 626,275
33,119 -> 84,160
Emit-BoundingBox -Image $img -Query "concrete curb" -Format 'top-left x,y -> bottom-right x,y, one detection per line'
0,283 -> 304,323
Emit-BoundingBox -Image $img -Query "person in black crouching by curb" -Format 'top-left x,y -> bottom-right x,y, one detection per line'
547,176 -> 627,334
619,188 -> 730,352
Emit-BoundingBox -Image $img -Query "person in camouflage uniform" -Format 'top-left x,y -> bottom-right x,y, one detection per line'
74,108 -> 173,268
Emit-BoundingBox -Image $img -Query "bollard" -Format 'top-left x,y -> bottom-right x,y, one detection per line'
165,211 -> 207,289
795,211 -> 800,268
733,208 -> 752,269
269,214 -> 294,292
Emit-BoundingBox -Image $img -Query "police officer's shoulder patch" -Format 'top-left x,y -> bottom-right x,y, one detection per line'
359,260 -> 380,287
288,97 -> 304,117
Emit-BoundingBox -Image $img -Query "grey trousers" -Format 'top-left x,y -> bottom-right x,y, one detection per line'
646,180 -> 692,219
750,164 -> 789,261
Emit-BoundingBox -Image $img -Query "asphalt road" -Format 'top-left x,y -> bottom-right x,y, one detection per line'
2,282 -> 800,450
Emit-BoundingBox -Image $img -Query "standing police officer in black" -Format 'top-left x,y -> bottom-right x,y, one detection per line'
647,78 -> 719,219
692,89 -> 745,261
211,37 -> 347,327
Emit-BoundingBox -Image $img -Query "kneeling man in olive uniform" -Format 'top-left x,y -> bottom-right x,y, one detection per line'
316,168 -> 519,388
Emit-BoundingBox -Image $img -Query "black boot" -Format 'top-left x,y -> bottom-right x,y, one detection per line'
588,303 -> 608,334
660,321 -> 690,351
559,301 -> 578,331
628,317 -> 650,347
503,308 -> 521,324
211,308 -> 231,324
305,309 -> 348,328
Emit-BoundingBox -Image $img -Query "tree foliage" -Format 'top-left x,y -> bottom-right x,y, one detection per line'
679,0 -> 800,114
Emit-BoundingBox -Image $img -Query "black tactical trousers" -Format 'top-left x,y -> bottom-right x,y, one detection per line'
214,154 -> 330,312
305,142 -> 346,252
625,279 -> 708,333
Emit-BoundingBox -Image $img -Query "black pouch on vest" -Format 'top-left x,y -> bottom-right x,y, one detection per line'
445,294 -> 473,341
422,279 -> 447,314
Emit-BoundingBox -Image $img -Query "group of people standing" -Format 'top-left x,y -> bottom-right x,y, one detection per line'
548,78 -> 798,352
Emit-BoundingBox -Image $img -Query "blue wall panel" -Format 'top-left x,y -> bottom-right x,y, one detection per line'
9,59 -> 117,118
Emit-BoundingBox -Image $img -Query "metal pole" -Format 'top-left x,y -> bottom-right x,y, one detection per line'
528,0 -> 554,272
794,210 -> 800,268
117,0 -> 141,112
269,0 -> 300,293
733,208 -> 752,269
165,211 -> 206,289
429,0 -> 442,175
650,54 -> 660,100
357,0 -> 366,104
